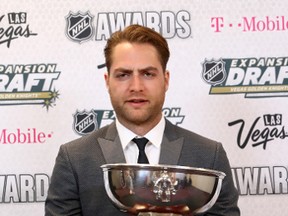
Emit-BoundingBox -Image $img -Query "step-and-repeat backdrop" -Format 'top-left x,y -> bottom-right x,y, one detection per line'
1,0 -> 288,215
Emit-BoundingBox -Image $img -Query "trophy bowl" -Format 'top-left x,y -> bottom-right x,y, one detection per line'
101,163 -> 225,215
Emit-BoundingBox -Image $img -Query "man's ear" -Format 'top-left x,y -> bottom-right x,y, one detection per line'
164,70 -> 170,92
104,72 -> 109,89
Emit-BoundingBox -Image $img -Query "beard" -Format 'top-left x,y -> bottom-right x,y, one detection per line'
110,97 -> 164,127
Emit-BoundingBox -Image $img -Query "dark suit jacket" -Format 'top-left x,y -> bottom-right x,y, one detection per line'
45,120 -> 240,216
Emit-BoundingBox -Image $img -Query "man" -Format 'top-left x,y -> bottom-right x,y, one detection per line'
45,24 -> 240,215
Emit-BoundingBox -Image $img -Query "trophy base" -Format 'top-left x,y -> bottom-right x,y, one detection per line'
138,213 -> 182,216
130,203 -> 192,216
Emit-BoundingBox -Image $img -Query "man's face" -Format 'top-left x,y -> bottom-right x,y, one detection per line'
105,42 -> 169,130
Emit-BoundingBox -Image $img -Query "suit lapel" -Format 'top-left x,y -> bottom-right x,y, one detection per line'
98,122 -> 126,164
159,120 -> 184,165
159,136 -> 184,165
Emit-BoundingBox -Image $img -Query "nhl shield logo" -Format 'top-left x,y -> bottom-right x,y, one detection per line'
66,11 -> 93,43
73,110 -> 98,135
202,59 -> 226,85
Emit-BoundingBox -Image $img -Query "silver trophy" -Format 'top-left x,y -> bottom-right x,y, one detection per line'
101,164 -> 225,216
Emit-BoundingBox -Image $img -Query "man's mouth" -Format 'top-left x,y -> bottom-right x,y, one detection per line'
129,99 -> 146,103
127,98 -> 148,106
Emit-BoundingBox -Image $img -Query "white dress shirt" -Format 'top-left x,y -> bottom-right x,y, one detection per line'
116,116 -> 165,164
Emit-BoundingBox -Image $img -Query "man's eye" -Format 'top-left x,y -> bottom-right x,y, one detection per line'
143,72 -> 155,78
116,73 -> 129,78
144,72 -> 152,76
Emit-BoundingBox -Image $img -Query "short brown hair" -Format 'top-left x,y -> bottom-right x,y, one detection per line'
104,24 -> 170,72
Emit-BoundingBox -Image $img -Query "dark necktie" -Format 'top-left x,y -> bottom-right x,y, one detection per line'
132,137 -> 149,164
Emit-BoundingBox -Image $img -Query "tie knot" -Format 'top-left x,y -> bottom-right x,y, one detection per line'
132,137 -> 149,151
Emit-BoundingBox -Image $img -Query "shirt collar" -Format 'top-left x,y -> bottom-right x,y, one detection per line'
116,115 -> 166,150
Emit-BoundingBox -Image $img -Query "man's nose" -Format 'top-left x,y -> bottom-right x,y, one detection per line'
130,74 -> 143,91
